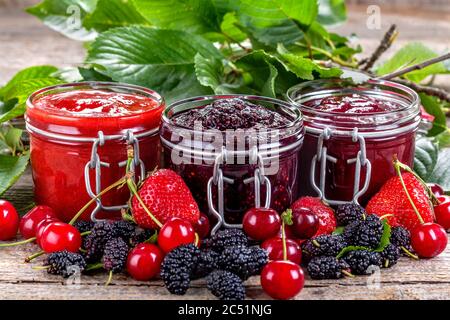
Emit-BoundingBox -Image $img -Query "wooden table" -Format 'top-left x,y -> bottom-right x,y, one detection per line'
1,1 -> 450,300
1,171 -> 450,300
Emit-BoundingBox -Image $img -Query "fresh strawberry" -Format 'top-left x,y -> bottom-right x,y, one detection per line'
291,197 -> 336,236
366,172 -> 434,231
131,169 -> 200,229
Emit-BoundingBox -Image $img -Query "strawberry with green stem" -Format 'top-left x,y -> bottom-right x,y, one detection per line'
393,159 -> 447,258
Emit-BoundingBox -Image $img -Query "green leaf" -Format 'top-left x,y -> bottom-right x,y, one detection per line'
220,12 -> 247,42
78,67 -> 113,81
4,128 -> 23,153
0,153 -> 30,196
317,0 -> 347,26
235,51 -> 280,98
414,137 -> 439,181
194,54 -> 238,94
1,78 -> 62,123
271,0 -> 318,27
86,26 -> 221,102
51,67 -> 83,82
374,220 -> 391,252
435,131 -> 450,149
27,0 -> 98,41
132,0 -> 220,34
0,65 -> 58,100
419,93 -> 447,136
236,0 -> 304,46
277,44 -> 342,80
336,246 -> 369,259
332,226 -> 344,235
84,0 -> 148,32
376,43 -> 449,82
428,148 -> 450,191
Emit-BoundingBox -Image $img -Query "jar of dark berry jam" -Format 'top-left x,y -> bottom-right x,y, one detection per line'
287,78 -> 421,205
160,96 -> 304,233
26,82 -> 164,222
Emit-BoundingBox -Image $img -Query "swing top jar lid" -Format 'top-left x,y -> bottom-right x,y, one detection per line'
287,78 -> 421,135
26,82 -> 165,137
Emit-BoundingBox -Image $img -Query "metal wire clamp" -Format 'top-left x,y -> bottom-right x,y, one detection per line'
310,127 -> 371,205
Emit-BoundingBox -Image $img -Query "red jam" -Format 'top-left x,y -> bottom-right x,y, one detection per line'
288,79 -> 421,205
26,83 -> 164,222
161,97 -> 304,225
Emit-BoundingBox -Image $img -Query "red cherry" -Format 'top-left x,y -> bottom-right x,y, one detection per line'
193,213 -> 210,239
291,207 -> 319,239
157,218 -> 196,253
39,222 -> 81,253
260,260 -> 304,300
411,222 -> 448,258
19,205 -> 56,239
427,183 -> 445,197
261,237 -> 301,264
242,207 -> 281,241
0,200 -> 19,241
35,218 -> 59,247
127,243 -> 164,281
435,196 -> 450,230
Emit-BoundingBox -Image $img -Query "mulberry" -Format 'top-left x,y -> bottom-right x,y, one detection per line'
207,270 -> 245,300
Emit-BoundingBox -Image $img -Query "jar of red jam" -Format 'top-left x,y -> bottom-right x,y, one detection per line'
160,96 -> 304,233
287,79 -> 421,205
26,82 -> 164,222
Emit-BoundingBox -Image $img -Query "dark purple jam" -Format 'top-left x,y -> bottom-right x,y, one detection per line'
171,98 -> 290,130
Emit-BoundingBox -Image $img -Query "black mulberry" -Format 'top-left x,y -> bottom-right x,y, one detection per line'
218,246 -> 267,280
307,256 -> 351,279
44,251 -> 86,278
192,250 -> 220,279
111,220 -> 136,241
160,244 -> 200,295
206,229 -> 248,252
73,220 -> 94,234
381,244 -> 401,268
310,234 -> 347,257
391,226 -> 411,247
335,203 -> 366,226
83,220 -> 114,262
207,270 -> 245,300
345,214 -> 383,249
343,250 -> 382,275
102,237 -> 129,273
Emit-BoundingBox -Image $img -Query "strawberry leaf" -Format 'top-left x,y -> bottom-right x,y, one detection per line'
336,246 -> 369,259
0,153 -> 30,196
373,220 -> 391,252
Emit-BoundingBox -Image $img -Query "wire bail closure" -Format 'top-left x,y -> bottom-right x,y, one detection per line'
208,146 -> 272,235
84,130 -> 146,222
310,127 -> 372,205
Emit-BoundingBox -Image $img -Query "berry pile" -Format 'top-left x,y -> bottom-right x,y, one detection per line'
160,229 -> 268,300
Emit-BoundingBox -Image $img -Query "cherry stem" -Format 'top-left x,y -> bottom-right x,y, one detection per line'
379,214 -> 395,220
342,270 -> 355,278
281,219 -> 288,261
80,231 -> 91,237
32,265 -> 50,270
86,263 -> 103,271
68,174 -> 130,225
25,250 -> 45,263
394,160 -> 425,225
401,246 -> 419,260
125,149 -> 163,229
194,233 -> 200,247
105,271 -> 113,286
0,237 -> 36,247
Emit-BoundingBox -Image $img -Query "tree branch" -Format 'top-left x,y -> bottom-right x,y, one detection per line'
395,79 -> 450,103
361,24 -> 398,71
378,52 -> 450,80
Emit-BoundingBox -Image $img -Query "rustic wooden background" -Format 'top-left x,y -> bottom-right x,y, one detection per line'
1,0 -> 450,300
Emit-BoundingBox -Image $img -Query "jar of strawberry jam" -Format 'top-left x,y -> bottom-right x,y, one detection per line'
287,79 -> 421,205
160,96 -> 304,233
26,82 -> 164,222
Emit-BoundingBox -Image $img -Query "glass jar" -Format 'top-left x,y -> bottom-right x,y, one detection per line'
26,82 -> 164,222
160,95 -> 304,233
287,78 -> 421,205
